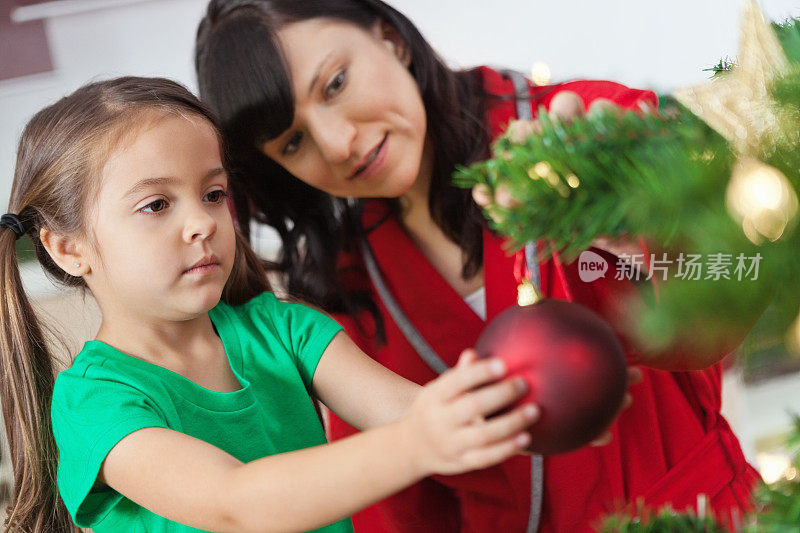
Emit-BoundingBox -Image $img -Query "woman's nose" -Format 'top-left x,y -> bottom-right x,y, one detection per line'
311,113 -> 357,164
183,205 -> 217,243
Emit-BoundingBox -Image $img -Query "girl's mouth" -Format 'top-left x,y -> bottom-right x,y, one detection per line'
183,254 -> 220,275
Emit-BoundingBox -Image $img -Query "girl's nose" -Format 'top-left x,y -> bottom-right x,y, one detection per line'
311,113 -> 357,165
183,206 -> 217,243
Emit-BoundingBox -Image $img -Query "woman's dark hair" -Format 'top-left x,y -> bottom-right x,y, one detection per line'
195,0 -> 490,340
0,77 -> 269,531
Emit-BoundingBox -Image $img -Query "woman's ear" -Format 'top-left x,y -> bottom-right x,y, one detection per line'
39,226 -> 91,277
372,19 -> 412,68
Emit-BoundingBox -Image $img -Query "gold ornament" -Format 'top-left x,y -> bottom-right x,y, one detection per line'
788,310 -> 800,355
726,157 -> 798,243
675,0 -> 789,154
517,279 -> 543,306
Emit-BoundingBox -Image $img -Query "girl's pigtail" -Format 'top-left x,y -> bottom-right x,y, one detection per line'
0,220 -> 75,532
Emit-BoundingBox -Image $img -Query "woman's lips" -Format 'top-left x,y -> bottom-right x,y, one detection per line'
350,134 -> 388,180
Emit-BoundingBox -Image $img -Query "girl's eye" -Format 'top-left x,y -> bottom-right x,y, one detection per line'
204,189 -> 227,203
282,131 -> 303,156
140,199 -> 168,214
325,70 -> 346,97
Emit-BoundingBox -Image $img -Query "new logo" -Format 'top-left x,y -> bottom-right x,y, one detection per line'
578,250 -> 608,282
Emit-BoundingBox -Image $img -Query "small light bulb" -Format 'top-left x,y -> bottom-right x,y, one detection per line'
726,158 -> 798,242
533,161 -> 552,178
531,62 -> 552,86
787,311 -> 800,355
756,451 -> 792,484
566,174 -> 580,188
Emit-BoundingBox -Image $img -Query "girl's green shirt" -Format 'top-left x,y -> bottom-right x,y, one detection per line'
51,291 -> 352,533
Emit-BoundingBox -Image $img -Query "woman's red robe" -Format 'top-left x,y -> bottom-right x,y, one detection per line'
329,67 -> 760,532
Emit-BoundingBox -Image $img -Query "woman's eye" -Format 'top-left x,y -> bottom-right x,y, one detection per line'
325,70 -> 346,97
140,199 -> 168,214
282,131 -> 303,156
204,189 -> 227,203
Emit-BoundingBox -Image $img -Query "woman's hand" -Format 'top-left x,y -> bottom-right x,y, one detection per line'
472,91 -> 619,222
586,366 -> 643,447
399,349 -> 539,477
471,92 -> 656,258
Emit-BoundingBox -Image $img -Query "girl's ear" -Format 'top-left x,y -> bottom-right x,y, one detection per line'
39,226 -> 91,277
372,19 -> 412,68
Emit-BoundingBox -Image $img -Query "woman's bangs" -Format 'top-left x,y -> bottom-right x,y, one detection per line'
198,10 -> 295,149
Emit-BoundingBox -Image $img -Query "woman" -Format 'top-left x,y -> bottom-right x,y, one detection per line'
194,1 -> 759,531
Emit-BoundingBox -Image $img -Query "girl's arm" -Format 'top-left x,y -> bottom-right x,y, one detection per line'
314,332 -> 640,440
310,331 -> 422,430
99,353 -> 536,533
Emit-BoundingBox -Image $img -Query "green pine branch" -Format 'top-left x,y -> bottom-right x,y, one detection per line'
453,99 -> 783,352
703,57 -> 737,78
454,101 -> 736,258
453,22 -> 800,356
599,508 -> 729,533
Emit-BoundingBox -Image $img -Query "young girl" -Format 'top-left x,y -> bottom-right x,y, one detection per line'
0,77 -> 541,532
194,1 -> 760,531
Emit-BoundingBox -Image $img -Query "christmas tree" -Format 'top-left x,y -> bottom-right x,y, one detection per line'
455,0 -> 800,362
455,0 -> 800,528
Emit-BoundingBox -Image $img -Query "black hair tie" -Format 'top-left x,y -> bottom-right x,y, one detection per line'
0,214 -> 26,240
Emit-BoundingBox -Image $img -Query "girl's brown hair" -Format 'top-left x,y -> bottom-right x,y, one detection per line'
0,77 -> 269,532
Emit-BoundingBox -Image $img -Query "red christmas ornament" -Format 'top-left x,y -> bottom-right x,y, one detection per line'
475,282 -> 628,455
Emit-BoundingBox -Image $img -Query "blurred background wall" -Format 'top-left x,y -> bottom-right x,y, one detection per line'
4,0 -> 800,211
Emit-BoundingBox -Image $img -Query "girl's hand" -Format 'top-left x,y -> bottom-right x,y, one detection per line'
399,349 -> 539,477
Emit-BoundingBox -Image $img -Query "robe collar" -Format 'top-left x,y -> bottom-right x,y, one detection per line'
360,199 -> 590,367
